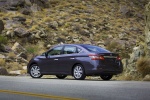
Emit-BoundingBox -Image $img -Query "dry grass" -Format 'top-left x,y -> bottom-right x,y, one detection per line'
20,70 -> 27,74
136,57 -> 150,77
0,58 -> 5,66
115,74 -> 133,81
5,62 -> 23,71
8,52 -> 16,59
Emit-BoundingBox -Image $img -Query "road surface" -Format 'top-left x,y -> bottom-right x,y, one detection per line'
0,76 -> 149,100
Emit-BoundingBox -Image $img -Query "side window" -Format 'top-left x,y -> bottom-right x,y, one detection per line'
63,46 -> 77,54
77,48 -> 82,53
48,46 -> 63,56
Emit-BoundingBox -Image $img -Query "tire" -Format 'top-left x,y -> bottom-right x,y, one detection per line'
73,64 -> 86,80
29,64 -> 43,78
100,75 -> 113,80
56,75 -> 67,79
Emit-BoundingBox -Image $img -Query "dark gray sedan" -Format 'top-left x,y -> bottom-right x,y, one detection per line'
27,44 -> 123,80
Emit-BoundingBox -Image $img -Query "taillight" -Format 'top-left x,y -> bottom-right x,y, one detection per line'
116,56 -> 121,60
99,56 -> 105,60
88,54 -> 105,60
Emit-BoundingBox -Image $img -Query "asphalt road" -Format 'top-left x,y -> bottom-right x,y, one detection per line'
0,76 -> 149,100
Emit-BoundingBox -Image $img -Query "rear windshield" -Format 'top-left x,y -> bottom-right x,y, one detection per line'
81,45 -> 110,53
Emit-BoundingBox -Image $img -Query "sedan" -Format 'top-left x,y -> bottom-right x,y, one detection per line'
27,44 -> 123,80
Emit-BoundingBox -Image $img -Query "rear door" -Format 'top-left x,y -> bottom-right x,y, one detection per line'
57,45 -> 80,74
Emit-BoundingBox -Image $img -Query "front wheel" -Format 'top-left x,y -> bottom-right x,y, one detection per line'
29,64 -> 43,78
73,64 -> 86,80
56,75 -> 67,79
100,75 -> 113,80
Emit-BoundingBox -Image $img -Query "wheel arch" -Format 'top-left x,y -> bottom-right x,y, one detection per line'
27,62 -> 38,73
71,63 -> 85,76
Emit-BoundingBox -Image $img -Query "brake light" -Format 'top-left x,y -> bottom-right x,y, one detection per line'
88,54 -> 105,60
116,56 -> 121,60
99,56 -> 105,60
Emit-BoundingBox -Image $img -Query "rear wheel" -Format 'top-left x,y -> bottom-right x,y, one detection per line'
56,75 -> 67,79
73,64 -> 86,80
29,64 -> 43,78
100,75 -> 113,80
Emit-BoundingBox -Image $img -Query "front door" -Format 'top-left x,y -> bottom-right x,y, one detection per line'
42,46 -> 63,74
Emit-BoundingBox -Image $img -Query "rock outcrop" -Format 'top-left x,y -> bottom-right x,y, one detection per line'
121,2 -> 150,80
145,2 -> 150,56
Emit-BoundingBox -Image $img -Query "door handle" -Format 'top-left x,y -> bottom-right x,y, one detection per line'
70,58 -> 75,59
54,59 -> 58,60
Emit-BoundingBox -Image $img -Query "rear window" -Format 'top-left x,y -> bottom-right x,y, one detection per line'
81,45 -> 110,53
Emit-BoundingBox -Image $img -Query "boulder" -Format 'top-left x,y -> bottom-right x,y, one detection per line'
6,0 -> 25,7
72,36 -> 79,42
119,5 -> 133,17
5,30 -> 14,37
9,70 -> 21,75
1,0 -> 25,11
5,19 -> 22,30
25,0 -> 32,6
129,45 -> 145,63
12,42 -> 26,53
30,0 -> 49,8
0,0 -> 7,7
14,27 -> 30,37
30,4 -> 41,12
0,67 -> 8,75
17,52 -> 27,59
48,21 -> 59,30
0,54 -> 6,59
20,8 -> 31,15
12,16 -> 26,22
0,20 -> 4,34
143,74 -> 150,81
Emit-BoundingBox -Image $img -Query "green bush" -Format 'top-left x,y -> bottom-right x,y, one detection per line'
0,35 -> 7,51
0,35 -> 7,45
27,47 -> 36,54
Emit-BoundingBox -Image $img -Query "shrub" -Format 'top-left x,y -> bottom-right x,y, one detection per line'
0,67 -> 8,75
8,52 -> 16,59
136,57 -> 150,77
0,35 -> 7,45
20,70 -> 27,74
5,62 -> 23,71
0,58 -> 5,66
27,47 -> 37,54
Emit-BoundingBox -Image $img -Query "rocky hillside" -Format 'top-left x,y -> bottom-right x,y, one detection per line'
0,0 -> 149,80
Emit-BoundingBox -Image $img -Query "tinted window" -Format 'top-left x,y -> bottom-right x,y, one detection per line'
63,46 -> 77,54
82,45 -> 110,53
48,46 -> 63,56
77,48 -> 82,53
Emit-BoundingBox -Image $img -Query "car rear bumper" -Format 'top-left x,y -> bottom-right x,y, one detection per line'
85,66 -> 123,75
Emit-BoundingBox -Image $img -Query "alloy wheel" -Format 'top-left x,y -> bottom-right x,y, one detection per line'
73,64 -> 86,80
30,64 -> 43,78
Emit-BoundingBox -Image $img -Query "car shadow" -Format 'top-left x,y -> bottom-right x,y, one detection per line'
38,76 -> 117,81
